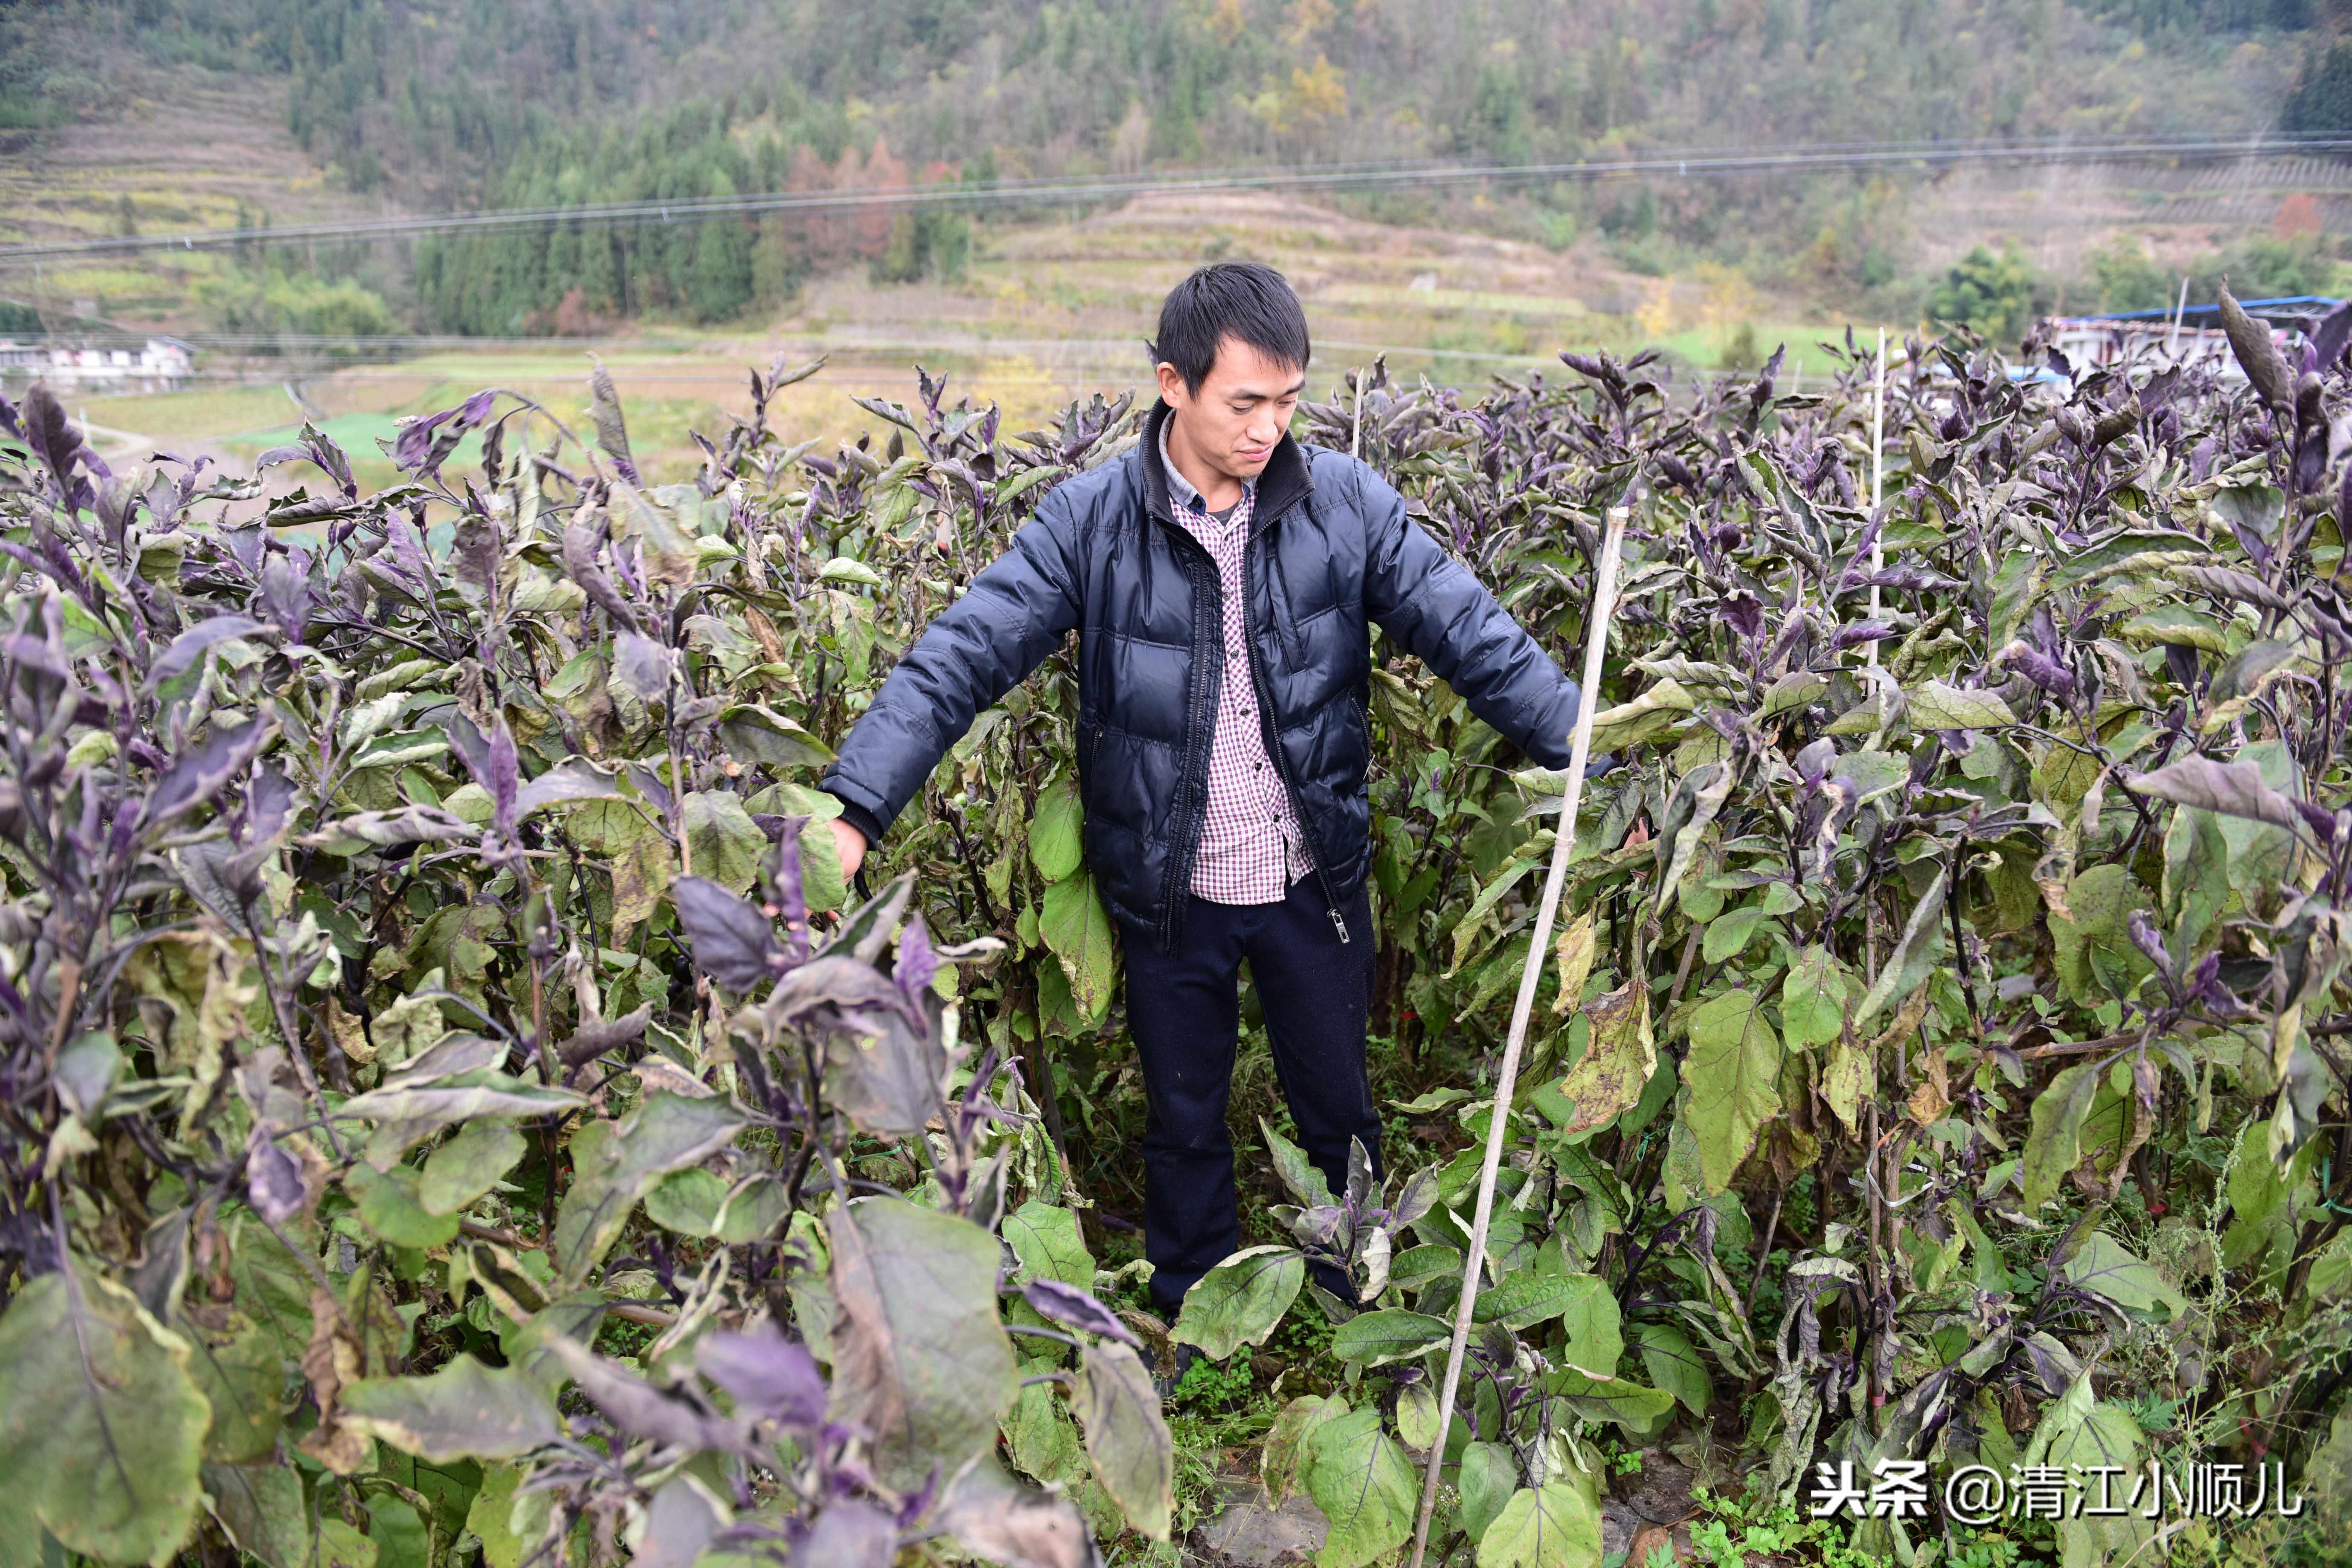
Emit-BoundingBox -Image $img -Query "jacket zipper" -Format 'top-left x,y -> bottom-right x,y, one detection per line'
1242,525 -> 1351,945
1155,525 -> 1221,954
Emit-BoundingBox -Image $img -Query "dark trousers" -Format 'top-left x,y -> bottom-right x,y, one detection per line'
1121,875 -> 1380,1317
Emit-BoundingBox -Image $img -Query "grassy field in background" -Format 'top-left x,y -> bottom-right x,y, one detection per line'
51,190 -> 1870,489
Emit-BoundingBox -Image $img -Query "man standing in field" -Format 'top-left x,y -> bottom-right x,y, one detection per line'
818,262 -> 1582,1345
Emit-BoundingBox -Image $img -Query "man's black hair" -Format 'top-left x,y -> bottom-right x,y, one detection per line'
1149,262 -> 1311,395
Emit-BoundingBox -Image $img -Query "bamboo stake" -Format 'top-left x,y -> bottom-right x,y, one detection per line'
1867,327 -> 1886,670
1351,367 -> 1365,461
1404,505 -> 1629,1568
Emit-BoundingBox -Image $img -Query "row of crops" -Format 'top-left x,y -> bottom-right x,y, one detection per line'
0,298 -> 2345,1568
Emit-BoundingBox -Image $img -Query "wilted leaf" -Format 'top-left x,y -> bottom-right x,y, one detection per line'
1474,1483 -> 1603,1568
1908,680 -> 2016,730
1023,1280 -> 1138,1348
2124,754 -> 2305,833
0,1261 -> 210,1565
1040,871 -> 1115,1023
1547,981 -> 1653,1137
553,1092 -> 746,1284
934,1458 -> 1097,1568
828,1197 -> 1019,1489
672,876 -> 785,993
338,1356 -> 561,1461
1074,1341 -> 1172,1540
1632,1320 -> 1713,1417
2021,1062 -> 2101,1210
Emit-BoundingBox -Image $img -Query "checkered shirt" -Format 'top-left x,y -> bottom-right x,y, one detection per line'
1161,423 -> 1312,905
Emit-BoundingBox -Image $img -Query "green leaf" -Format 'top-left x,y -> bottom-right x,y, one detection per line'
1554,1274 -> 1622,1371
419,1121 -> 526,1217
1542,1368 -> 1675,1433
1074,1341 -> 1173,1541
1173,1247 -> 1305,1360
1585,679 -> 1695,753
2021,1062 -> 2101,1210
1260,1117 -> 1337,1207
714,703 -> 836,770
1701,905 -> 1767,964
201,1459 -> 311,1568
1003,1201 -> 1095,1289
0,1261 -> 210,1565
1684,989 -> 1783,1194
1632,1321 -> 1713,1418
1301,1409 -> 1416,1568
827,1197 -> 1019,1490
1039,871 -> 1116,1024
1027,776 -> 1084,883
346,1164 -> 461,1250
1908,680 -> 2016,729
818,556 -> 886,587
1473,1483 -> 1604,1568
1457,1443 -> 1519,1545
467,1464 -> 551,1568
683,790 -> 769,895
553,1092 -> 746,1286
339,1356 -> 562,1462
2061,1233 -> 2187,1321
1330,1309 -> 1450,1367
1778,945 -> 1848,1050
192,1324 -> 285,1464
1262,1394 -> 1348,1505
643,1168 -> 729,1237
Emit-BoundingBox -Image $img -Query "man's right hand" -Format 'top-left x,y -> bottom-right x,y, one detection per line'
829,817 -> 868,879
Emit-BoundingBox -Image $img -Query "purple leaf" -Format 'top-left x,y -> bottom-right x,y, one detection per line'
673,876 -> 787,993
1721,590 -> 1764,643
895,914 -> 938,1011
775,816 -> 810,959
2313,298 -> 2352,373
150,614 -> 265,684
1020,1279 -> 1139,1348
147,718 -> 275,827
486,718 -> 519,838
2003,645 -> 2078,701
1830,622 -> 1896,651
695,1321 -> 827,1428
245,1129 -> 309,1225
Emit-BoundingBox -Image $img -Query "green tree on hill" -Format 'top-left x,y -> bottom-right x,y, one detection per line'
1928,242 -> 2044,343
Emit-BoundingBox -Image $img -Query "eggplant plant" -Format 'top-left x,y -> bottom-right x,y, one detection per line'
1,279 -> 2349,1568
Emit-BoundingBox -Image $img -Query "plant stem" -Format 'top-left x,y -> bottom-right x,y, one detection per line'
1408,507 -> 1627,1568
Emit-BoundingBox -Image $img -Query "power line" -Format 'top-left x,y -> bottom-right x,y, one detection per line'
3,133 -> 2346,265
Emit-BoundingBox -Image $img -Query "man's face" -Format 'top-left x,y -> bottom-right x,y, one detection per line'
1158,337 -> 1305,485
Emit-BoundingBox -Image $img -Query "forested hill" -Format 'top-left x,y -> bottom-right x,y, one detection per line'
0,0 -> 2330,339
7,0 -> 2309,211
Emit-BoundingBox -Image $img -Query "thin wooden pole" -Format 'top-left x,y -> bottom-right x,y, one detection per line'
1351,367 -> 1364,462
1404,506 -> 1629,1568
1867,327 -> 1886,670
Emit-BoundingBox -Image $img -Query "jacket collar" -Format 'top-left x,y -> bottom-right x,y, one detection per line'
1141,398 -> 1313,533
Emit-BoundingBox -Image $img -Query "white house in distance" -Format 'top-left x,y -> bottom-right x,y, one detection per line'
0,337 -> 194,392
2042,295 -> 2337,385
